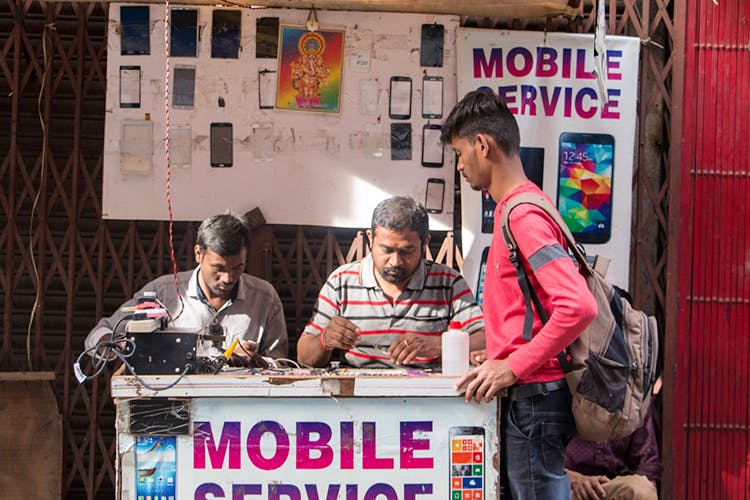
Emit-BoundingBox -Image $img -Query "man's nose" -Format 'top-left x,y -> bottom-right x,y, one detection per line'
219,271 -> 234,283
388,253 -> 404,267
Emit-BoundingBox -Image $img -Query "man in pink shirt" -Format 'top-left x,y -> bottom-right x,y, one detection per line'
443,90 -> 597,499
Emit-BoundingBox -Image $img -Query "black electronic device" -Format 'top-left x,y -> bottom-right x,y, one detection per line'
421,124 -> 444,167
120,5 -> 150,55
422,75 -> 443,119
125,328 -> 199,375
388,76 -> 412,120
170,8 -> 198,57
425,178 -> 445,214
390,122 -> 412,161
210,122 -> 233,167
211,9 -> 241,59
420,24 -> 444,67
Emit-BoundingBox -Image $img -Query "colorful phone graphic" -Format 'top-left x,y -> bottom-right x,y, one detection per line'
476,247 -> 489,305
450,426 -> 484,499
135,436 -> 176,498
557,133 -> 615,244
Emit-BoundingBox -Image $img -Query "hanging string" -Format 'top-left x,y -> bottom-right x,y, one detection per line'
163,0 -> 185,321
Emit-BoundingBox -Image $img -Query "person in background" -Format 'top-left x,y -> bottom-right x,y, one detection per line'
84,212 -> 288,364
297,196 -> 484,369
565,395 -> 662,499
444,90 -> 597,499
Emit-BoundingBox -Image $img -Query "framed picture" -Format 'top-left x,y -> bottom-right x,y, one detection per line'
275,26 -> 345,113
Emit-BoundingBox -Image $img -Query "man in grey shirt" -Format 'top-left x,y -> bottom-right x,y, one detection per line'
85,213 -> 288,364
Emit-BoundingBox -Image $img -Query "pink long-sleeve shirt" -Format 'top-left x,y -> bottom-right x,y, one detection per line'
483,181 -> 597,383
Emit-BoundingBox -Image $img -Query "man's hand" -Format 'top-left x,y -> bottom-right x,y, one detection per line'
567,469 -> 609,500
321,316 -> 361,350
387,333 -> 440,365
455,358 -> 518,403
470,349 -> 487,366
229,340 -> 261,367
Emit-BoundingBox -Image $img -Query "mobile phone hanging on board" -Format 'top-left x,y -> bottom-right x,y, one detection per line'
425,178 -> 445,214
422,75 -> 443,119
210,122 -> 233,168
420,24 -> 444,67
389,76 -> 412,120
421,124 -> 444,168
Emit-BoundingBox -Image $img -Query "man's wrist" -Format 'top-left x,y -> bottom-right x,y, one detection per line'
319,332 -> 333,351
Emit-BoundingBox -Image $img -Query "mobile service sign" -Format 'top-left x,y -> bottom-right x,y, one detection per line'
456,29 -> 641,293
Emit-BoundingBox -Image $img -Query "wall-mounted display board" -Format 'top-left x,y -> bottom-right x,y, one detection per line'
103,5 -> 459,230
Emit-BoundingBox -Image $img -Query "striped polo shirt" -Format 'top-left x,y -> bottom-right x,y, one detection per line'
303,254 -> 484,368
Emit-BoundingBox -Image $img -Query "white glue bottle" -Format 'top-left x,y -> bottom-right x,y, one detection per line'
441,321 -> 469,376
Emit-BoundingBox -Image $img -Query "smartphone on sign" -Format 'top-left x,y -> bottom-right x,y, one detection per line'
449,426 -> 484,499
557,132 -> 615,244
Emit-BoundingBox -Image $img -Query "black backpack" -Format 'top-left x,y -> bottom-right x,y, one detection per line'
500,192 -> 659,441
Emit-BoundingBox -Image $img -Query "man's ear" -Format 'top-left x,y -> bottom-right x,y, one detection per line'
477,134 -> 490,157
366,229 -> 374,249
423,233 -> 432,252
194,245 -> 202,264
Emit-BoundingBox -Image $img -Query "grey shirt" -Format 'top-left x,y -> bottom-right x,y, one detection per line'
85,268 -> 288,359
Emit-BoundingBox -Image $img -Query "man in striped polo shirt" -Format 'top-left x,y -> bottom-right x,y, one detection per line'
297,196 -> 485,369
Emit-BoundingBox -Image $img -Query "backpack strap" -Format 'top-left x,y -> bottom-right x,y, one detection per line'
500,193 -> 594,274
499,192 -> 585,372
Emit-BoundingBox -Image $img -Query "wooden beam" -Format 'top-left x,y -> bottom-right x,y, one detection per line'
44,0 -> 580,20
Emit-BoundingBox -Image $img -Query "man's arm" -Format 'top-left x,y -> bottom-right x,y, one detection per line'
255,288 -> 289,359
297,316 -> 360,367
505,207 -> 597,380
626,409 -> 662,482
84,296 -> 141,353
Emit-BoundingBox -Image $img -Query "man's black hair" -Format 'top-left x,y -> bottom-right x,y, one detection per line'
196,212 -> 251,256
440,89 -> 521,157
371,196 -> 429,242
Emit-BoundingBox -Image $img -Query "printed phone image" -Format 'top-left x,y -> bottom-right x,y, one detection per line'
481,191 -> 496,234
519,146 -> 544,190
420,24 -> 444,67
135,436 -> 177,498
210,123 -> 233,167
476,247 -> 489,305
557,133 -> 615,244
450,426 -> 484,499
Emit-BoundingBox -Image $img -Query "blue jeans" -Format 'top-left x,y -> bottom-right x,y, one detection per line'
503,386 -> 574,500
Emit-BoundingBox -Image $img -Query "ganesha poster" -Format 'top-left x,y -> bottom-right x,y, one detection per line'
275,26 -> 345,113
